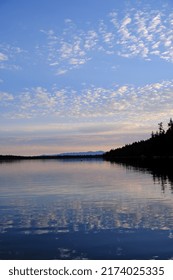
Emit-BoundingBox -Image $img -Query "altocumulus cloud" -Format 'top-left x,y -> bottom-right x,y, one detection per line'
1,81 -> 173,126
38,7 -> 173,76
0,43 -> 24,70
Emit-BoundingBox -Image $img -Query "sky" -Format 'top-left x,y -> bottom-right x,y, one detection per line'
1,0 -> 173,155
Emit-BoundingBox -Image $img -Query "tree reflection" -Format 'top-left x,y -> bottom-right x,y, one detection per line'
107,158 -> 173,193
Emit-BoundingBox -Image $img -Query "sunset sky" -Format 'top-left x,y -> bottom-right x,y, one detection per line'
1,0 -> 173,155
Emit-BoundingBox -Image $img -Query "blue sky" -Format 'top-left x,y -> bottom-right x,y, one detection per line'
1,0 -> 173,155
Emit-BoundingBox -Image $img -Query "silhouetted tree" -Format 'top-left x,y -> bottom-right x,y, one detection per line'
151,131 -> 155,138
168,118 -> 173,132
158,122 -> 165,135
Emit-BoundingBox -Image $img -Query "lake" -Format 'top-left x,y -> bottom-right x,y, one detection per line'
0,158 -> 173,260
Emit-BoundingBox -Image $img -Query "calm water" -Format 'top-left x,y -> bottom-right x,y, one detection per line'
0,159 -> 173,259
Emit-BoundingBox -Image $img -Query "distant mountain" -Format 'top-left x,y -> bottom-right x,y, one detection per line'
58,151 -> 104,157
0,151 -> 105,161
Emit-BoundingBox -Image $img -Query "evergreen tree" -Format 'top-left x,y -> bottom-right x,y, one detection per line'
168,118 -> 173,132
158,122 -> 165,135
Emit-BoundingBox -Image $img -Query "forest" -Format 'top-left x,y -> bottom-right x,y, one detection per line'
104,118 -> 173,160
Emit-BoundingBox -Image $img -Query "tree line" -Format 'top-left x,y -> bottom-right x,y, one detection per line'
104,118 -> 173,160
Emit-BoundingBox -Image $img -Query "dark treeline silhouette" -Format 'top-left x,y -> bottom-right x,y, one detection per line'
104,118 -> 173,160
0,154 -> 103,162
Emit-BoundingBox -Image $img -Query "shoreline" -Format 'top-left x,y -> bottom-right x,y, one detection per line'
0,154 -> 104,161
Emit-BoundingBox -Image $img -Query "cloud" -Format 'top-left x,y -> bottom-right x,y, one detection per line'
0,4 -> 173,80
0,44 -> 25,70
56,69 -> 68,75
40,25 -> 94,74
38,5 -> 173,79
1,80 -> 173,130
84,30 -> 98,50
69,57 -> 87,65
122,17 -> 132,26
149,14 -> 162,32
0,52 -> 8,61
113,9 -> 173,61
0,91 -> 14,101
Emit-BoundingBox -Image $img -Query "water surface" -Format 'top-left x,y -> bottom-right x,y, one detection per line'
0,159 -> 173,259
